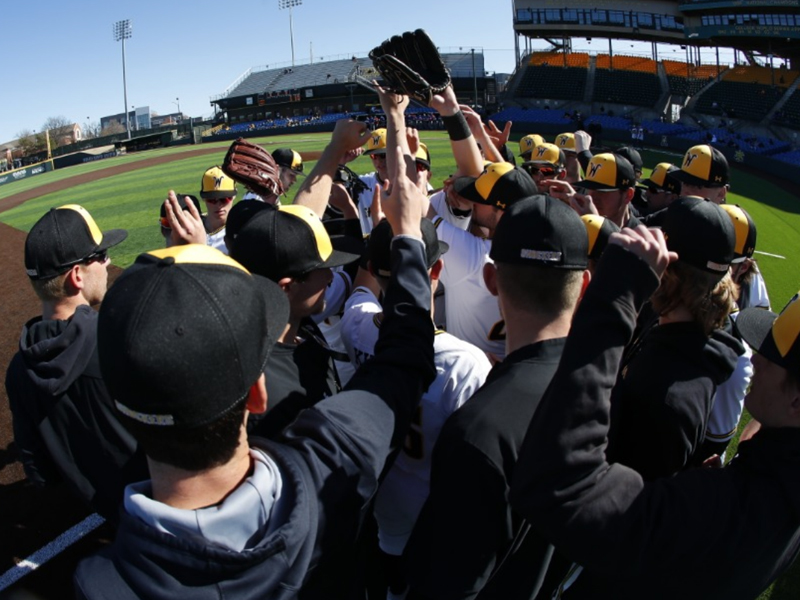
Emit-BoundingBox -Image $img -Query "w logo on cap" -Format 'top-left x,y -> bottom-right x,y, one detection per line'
684,153 -> 698,168
524,138 -> 534,149
372,134 -> 381,146
559,136 -> 569,147
588,162 -> 603,178
214,175 -> 224,189
536,146 -> 547,158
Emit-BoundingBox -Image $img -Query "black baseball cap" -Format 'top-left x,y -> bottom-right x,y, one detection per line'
720,204 -> 757,262
736,292 -> 800,373
613,146 -> 643,174
673,144 -> 730,188
230,204 -> 360,281
453,163 -> 538,210
369,218 -> 448,277
490,195 -> 589,269
581,214 -> 620,260
224,200 -> 276,244
25,205 -> 127,280
576,153 -> 636,191
661,196 -> 735,275
639,163 -> 681,193
272,148 -> 304,174
99,245 -> 289,429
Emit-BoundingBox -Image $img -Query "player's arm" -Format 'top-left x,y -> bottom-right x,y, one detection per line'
574,130 -> 593,173
430,85 -> 483,178
460,105 -> 503,164
509,227 -> 692,574
293,120 -> 372,219
375,84 -> 413,182
283,141 -> 434,492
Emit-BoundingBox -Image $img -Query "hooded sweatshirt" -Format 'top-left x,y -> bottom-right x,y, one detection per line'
73,237 -> 437,599
5,304 -> 146,519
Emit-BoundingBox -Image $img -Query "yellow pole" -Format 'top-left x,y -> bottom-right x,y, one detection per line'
45,129 -> 52,160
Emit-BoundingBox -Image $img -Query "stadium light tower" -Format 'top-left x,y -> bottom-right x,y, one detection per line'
113,19 -> 133,140
278,0 -> 302,67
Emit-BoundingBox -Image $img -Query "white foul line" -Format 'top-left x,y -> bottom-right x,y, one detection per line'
0,513 -> 105,592
754,250 -> 786,259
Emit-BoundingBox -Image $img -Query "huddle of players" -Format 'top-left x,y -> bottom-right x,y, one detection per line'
6,76 -> 800,600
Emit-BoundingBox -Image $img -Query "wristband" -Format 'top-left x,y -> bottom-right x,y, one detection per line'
442,111 -> 472,142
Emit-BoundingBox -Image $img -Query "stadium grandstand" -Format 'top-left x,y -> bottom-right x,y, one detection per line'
486,0 -> 800,179
207,51 -> 496,137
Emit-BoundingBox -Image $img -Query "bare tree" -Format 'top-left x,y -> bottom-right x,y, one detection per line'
41,116 -> 75,148
82,121 -> 102,140
100,122 -> 126,137
15,129 -> 45,156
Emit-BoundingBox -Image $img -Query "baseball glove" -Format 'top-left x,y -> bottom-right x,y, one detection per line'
222,138 -> 284,199
369,29 -> 451,105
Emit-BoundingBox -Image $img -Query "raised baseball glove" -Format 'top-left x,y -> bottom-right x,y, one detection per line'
369,29 -> 451,105
222,138 -> 284,199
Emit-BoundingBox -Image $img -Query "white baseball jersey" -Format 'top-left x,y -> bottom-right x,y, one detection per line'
430,215 -> 506,361
356,172 -> 382,236
201,216 -> 228,255
340,287 -> 491,554
741,270 -> 770,311
706,313 -> 752,455
429,189 -> 471,231
207,227 -> 228,254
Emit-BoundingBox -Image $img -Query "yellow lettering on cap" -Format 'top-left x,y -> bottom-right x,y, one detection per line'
58,204 -> 103,245
280,204 -> 333,261
774,294 -> 800,358
148,245 -> 251,273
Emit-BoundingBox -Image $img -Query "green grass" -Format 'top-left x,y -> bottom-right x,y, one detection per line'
1,133 -> 799,598
0,132 -> 459,268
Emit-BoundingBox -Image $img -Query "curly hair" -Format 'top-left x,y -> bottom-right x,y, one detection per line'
651,261 -> 736,335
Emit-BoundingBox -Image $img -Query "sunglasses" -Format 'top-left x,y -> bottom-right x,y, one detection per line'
370,153 -> 387,161
524,165 -> 556,177
82,250 -> 108,265
205,196 -> 234,205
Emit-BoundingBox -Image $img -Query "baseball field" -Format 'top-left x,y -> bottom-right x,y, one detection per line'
0,131 -> 798,598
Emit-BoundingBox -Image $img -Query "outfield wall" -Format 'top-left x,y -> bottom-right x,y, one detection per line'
0,161 -> 54,188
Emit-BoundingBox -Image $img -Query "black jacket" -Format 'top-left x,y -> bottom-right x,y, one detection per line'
249,318 -> 340,439
607,319 -> 741,480
510,245 -> 800,599
405,339 -> 566,600
5,305 -> 146,519
74,237 -> 436,599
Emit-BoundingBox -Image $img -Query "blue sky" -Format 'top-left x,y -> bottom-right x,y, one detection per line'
0,0 -> 520,143
2,1 -> 747,145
